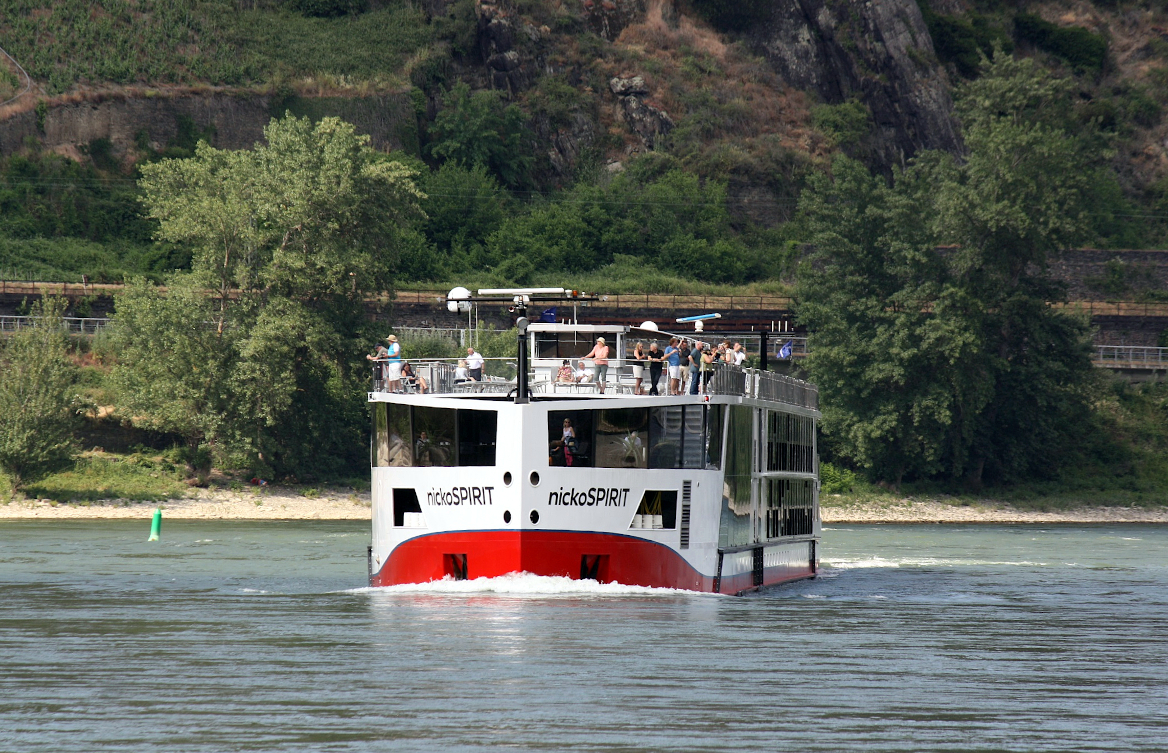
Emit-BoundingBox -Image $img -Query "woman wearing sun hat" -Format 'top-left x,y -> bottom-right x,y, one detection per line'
583,336 -> 610,393
384,334 -> 403,392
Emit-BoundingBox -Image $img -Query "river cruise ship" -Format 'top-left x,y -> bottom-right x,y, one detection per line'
368,290 -> 820,595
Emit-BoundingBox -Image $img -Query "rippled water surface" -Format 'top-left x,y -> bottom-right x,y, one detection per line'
2,520 -> 1167,751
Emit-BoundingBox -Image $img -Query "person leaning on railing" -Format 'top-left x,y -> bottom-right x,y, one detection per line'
366,340 -> 389,390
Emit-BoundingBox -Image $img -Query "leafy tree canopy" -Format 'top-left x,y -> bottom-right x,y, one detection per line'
427,82 -> 534,189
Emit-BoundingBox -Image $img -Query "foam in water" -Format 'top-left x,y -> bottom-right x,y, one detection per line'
826,556 -> 1050,569
348,572 -> 715,598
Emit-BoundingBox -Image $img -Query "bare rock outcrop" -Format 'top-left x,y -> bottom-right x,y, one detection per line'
583,0 -> 647,41
609,76 -> 672,149
746,0 -> 962,167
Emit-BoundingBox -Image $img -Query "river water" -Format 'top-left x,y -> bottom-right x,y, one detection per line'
2,521 -> 1166,752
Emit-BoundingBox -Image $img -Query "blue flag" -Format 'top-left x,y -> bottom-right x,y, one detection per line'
778,340 -> 793,359
539,307 -> 557,323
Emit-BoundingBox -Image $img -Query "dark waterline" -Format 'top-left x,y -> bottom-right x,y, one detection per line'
2,520 -> 1167,751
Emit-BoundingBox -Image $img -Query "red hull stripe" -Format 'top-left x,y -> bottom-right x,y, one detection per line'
373,530 -> 814,594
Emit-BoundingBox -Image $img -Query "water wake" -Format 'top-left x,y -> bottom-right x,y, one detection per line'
350,572 -> 711,597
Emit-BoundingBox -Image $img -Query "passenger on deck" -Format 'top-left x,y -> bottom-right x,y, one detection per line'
664,337 -> 681,395
583,337 -> 610,393
400,362 -> 427,394
466,347 -> 485,381
679,340 -> 692,395
732,342 -> 746,366
556,359 -> 575,383
631,341 -> 647,395
647,341 -> 663,396
384,335 -> 403,393
367,341 -> 389,390
455,359 -> 471,383
574,360 -> 592,383
688,342 -> 704,395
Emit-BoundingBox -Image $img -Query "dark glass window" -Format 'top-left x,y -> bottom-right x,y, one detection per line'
372,405 -> 497,468
718,405 -> 754,548
373,403 -> 413,467
548,410 -> 594,467
649,406 -> 682,469
413,407 -> 456,467
595,408 -> 649,468
766,478 -> 814,537
766,411 -> 815,473
458,410 -> 497,466
705,404 -> 725,470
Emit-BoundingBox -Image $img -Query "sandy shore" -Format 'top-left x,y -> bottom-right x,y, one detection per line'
821,496 -> 1168,524
3,489 -> 1166,523
0,487 -> 371,520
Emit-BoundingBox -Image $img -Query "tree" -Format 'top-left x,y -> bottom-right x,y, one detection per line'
797,54 -> 1098,486
428,82 -> 534,189
0,298 -> 77,488
121,115 -> 424,478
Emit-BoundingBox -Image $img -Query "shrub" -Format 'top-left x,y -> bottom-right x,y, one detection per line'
1015,14 -> 1107,73
820,462 -> 858,495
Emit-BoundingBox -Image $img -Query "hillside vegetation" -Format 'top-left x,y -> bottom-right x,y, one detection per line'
2,0 -> 1168,499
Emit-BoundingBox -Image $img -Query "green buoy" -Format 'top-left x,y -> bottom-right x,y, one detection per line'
148,507 -> 162,542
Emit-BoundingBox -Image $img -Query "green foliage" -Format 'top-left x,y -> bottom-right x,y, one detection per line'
290,0 -> 366,19
919,6 -> 1013,79
120,115 -> 425,478
810,101 -> 871,148
1014,13 -> 1107,73
798,55 -> 1099,487
0,236 -> 184,283
428,83 -> 534,189
820,462 -> 858,495
421,161 -> 508,255
688,0 -> 772,32
0,297 -> 78,487
0,1 -> 431,94
22,451 -> 189,503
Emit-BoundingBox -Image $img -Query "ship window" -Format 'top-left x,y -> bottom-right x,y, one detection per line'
705,404 -> 724,470
718,406 -> 754,548
766,411 -> 814,474
594,408 -> 649,469
634,490 -> 677,529
458,409 -> 497,466
766,478 -> 814,537
549,410 -> 594,467
373,404 -> 414,467
648,406 -> 682,469
393,488 -> 422,526
413,406 -> 456,467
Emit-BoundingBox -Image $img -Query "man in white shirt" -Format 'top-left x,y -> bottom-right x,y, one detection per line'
732,342 -> 747,367
466,347 -> 485,381
574,360 -> 592,382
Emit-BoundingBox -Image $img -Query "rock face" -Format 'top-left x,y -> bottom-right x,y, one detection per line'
478,0 -> 531,94
747,0 -> 962,167
583,0 -> 646,41
609,76 -> 673,149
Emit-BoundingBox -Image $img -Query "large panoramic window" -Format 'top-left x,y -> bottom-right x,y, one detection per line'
372,404 -> 497,467
718,405 -> 754,549
766,478 -> 814,538
550,405 -> 723,469
765,411 -> 815,474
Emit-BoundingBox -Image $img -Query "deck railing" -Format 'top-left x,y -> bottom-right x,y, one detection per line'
0,315 -> 111,335
372,359 -> 820,409
1094,345 -> 1168,369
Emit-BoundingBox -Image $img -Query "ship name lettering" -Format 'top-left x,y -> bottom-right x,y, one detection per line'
427,486 -> 494,506
547,487 -> 631,507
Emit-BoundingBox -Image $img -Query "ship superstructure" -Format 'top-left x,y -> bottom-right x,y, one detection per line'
369,289 -> 820,594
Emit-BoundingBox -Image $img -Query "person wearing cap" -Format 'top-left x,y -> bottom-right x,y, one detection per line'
366,340 -> 389,391
384,334 -> 403,392
583,336 -> 611,393
466,347 -> 485,382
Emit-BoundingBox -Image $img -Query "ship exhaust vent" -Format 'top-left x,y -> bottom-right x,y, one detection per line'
679,481 -> 692,549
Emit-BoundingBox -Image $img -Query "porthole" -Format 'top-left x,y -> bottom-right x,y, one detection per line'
503,471 -> 512,486
503,510 -> 512,524
529,510 -> 540,524
529,471 -> 540,486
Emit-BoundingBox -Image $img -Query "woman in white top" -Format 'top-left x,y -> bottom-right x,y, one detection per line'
454,359 -> 470,383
